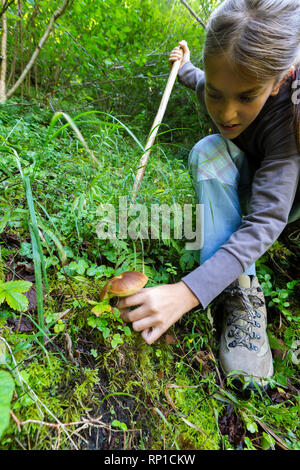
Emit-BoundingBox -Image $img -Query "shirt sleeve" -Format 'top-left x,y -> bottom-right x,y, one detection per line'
177,61 -> 204,90
177,61 -> 207,114
181,111 -> 300,308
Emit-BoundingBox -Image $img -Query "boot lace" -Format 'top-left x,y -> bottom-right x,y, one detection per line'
223,284 -> 264,351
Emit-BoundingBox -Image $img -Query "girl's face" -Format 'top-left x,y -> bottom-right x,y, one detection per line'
204,54 -> 278,139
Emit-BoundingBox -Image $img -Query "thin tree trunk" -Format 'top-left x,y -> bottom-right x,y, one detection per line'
34,61 -> 38,97
7,22 -> 18,88
18,0 -> 23,101
0,0 -> 7,104
6,0 -> 72,101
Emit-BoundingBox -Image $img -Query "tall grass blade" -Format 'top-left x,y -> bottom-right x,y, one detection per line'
37,220 -> 68,266
29,223 -> 45,338
23,175 -> 49,339
47,111 -> 100,167
47,110 -> 145,153
24,176 -> 49,293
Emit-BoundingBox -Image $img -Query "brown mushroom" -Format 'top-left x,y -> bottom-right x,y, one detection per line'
100,271 -> 148,301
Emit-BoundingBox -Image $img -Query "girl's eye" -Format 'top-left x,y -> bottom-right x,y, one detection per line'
240,96 -> 256,103
207,93 -> 221,100
207,93 -> 256,103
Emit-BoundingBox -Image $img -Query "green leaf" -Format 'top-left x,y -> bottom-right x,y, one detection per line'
267,331 -> 288,351
0,211 -> 11,234
0,280 -> 32,312
91,302 -> 112,316
0,370 -> 14,439
0,280 -> 32,293
261,432 -> 275,450
4,291 -> 29,312
122,326 -> 131,337
111,419 -> 127,431
76,259 -> 89,275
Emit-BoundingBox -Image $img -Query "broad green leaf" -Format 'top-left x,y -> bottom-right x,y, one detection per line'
4,291 -> 29,312
261,432 -> 275,450
76,259 -> 89,275
91,302 -> 112,316
0,280 -> 32,312
267,331 -> 288,351
0,280 -> 32,293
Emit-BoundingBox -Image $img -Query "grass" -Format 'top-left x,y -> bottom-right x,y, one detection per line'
0,100 -> 299,450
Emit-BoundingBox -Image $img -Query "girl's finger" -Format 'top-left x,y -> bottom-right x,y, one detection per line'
121,305 -> 148,323
118,307 -> 129,315
178,40 -> 189,52
132,315 -> 158,332
169,52 -> 182,60
141,326 -> 163,345
117,290 -> 144,309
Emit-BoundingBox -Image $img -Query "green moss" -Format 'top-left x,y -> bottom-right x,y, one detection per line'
2,353 -> 100,449
152,375 -> 222,450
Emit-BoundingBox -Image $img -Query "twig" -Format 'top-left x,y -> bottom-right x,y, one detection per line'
0,0 -> 14,18
180,0 -> 206,29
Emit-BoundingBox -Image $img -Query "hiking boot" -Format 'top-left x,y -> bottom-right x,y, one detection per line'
219,274 -> 273,389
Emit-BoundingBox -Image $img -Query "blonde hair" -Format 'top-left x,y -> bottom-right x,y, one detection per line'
203,0 -> 300,150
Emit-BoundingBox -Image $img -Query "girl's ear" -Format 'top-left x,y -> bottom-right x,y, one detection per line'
270,66 -> 295,96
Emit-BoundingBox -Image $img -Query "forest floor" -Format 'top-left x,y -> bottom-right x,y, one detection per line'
0,101 -> 299,451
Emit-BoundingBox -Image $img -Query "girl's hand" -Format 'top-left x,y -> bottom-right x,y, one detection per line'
169,40 -> 190,70
118,281 -> 200,345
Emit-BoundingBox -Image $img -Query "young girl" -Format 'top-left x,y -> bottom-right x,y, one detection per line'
118,0 -> 300,387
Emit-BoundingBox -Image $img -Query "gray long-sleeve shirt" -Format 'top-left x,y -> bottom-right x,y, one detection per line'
179,62 -> 300,308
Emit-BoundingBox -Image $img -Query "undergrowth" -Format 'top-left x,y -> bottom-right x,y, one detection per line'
0,101 -> 299,450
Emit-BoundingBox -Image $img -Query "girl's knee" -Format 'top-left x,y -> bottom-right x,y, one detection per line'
188,134 -> 228,178
188,134 -> 243,185
190,134 -> 225,160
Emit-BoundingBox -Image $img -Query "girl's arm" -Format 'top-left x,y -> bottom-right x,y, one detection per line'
181,132 -> 300,309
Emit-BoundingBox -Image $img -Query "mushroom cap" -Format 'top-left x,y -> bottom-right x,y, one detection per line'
109,271 -> 148,297
98,271 -> 147,300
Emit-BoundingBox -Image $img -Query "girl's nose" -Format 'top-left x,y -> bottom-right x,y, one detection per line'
219,102 -> 238,124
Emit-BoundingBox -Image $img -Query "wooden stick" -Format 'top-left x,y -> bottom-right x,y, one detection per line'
132,52 -> 183,200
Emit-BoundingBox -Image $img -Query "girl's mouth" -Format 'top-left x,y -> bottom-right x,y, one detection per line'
219,123 -> 241,133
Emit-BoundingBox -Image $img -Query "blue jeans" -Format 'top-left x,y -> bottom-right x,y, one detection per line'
188,134 -> 257,276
